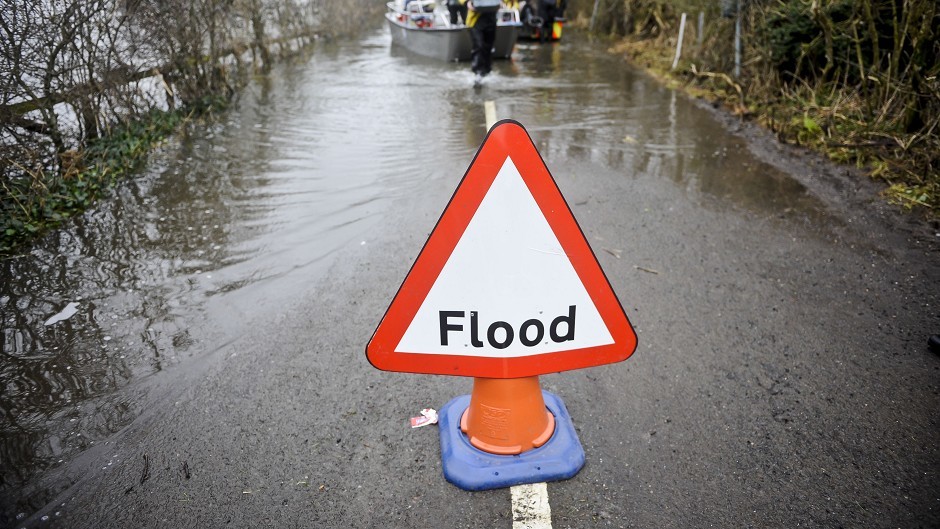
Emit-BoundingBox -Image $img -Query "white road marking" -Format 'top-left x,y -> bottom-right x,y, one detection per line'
491,100 -> 550,529
485,100 -> 497,129
511,482 -> 552,529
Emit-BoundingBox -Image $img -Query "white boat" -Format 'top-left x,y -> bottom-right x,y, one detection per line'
385,1 -> 522,62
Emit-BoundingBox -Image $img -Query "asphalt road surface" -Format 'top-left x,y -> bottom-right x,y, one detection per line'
7,30 -> 940,529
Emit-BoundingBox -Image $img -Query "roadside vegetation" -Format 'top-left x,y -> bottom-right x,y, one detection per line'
0,0 -> 383,256
571,0 -> 939,216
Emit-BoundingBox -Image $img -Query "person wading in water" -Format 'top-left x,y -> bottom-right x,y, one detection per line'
460,0 -> 500,86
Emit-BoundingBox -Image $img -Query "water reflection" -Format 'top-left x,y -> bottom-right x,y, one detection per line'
488,41 -> 825,219
0,33 -> 462,521
1,26 -> 832,524
0,110 -> 274,518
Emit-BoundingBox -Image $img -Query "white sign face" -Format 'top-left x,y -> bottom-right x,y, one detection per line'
396,156 -> 614,358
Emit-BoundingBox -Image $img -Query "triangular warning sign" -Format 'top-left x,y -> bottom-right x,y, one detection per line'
366,120 -> 637,378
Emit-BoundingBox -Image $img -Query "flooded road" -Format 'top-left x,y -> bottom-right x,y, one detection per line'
3,24 -> 938,528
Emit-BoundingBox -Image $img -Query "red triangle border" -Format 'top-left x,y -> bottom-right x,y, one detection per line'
366,120 -> 637,378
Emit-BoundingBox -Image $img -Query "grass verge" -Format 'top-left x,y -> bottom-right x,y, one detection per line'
609,37 -> 938,217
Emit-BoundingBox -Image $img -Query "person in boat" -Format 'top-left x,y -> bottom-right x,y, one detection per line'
460,0 -> 499,84
538,0 -> 557,42
446,0 -> 467,25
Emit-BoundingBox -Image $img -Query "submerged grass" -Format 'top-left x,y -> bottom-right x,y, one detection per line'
0,96 -> 226,256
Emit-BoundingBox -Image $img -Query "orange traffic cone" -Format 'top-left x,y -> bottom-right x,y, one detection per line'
459,376 -> 556,455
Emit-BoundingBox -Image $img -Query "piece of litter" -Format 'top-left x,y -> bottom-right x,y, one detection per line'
410,408 -> 439,428
634,265 -> 660,275
603,248 -> 622,259
44,302 -> 80,326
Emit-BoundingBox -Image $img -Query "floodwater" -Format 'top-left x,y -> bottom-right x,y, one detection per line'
0,27 -> 827,522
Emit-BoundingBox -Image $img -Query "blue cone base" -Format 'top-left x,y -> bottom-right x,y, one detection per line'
438,390 -> 585,491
